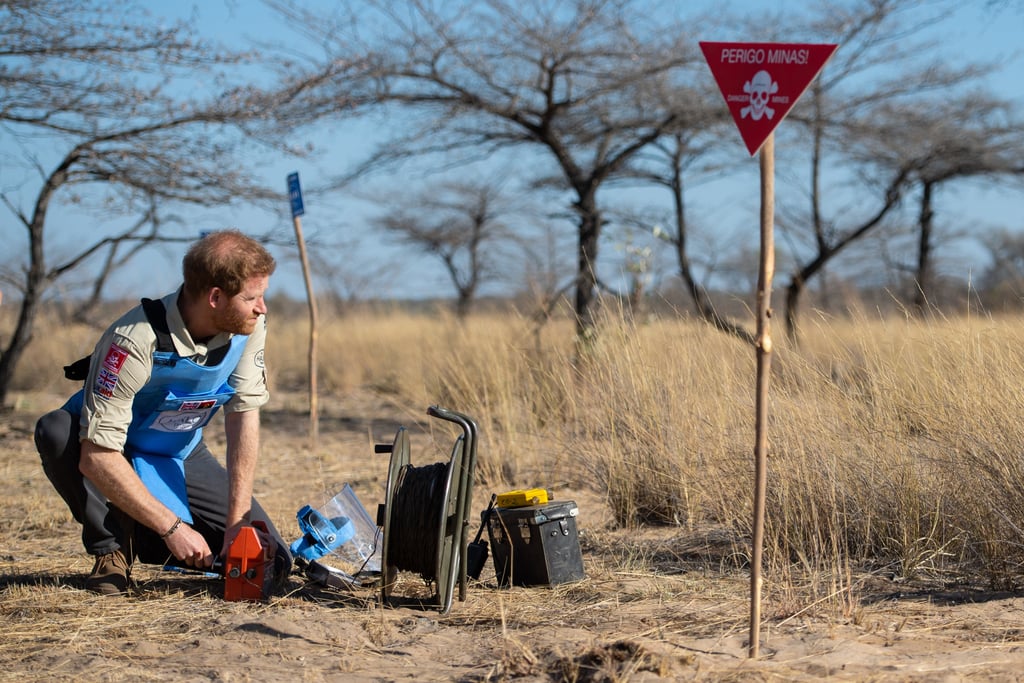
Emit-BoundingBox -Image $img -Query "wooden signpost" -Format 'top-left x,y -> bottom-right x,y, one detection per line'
700,41 -> 837,659
287,171 -> 319,448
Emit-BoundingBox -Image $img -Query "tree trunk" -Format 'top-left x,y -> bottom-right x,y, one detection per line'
784,274 -> 805,343
574,195 -> 601,344
670,163 -> 755,346
455,288 -> 473,319
0,219 -> 47,408
0,153 -> 72,407
913,181 -> 934,316
783,169 -> 910,342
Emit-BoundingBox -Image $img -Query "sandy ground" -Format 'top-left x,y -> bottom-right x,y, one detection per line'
4,390 -> 1024,682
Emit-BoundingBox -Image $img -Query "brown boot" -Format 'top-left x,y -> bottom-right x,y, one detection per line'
86,549 -> 131,596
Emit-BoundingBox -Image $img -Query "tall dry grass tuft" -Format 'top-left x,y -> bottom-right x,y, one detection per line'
763,311 -> 1024,585
419,311 -> 579,488
566,310 -> 754,531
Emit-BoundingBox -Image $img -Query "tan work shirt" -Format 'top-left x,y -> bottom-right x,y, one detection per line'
80,289 -> 269,452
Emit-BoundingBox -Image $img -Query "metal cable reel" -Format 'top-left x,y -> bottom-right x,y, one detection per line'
376,406 -> 479,613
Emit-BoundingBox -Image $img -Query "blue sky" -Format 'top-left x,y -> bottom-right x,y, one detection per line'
5,0 -> 1023,304
177,0 -> 1024,301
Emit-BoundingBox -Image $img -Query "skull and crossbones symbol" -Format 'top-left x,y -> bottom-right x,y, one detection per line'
741,70 -> 778,121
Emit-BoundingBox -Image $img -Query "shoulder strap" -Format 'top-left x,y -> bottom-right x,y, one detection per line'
64,297 -> 175,381
140,297 -> 175,353
63,356 -> 92,381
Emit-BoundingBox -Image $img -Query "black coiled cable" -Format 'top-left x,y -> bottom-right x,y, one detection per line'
387,461 -> 449,581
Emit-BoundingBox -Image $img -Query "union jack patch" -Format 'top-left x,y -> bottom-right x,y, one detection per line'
94,368 -> 119,398
180,399 -> 216,411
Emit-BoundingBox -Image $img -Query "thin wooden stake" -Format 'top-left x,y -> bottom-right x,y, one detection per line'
291,213 -> 319,448
750,132 -> 775,659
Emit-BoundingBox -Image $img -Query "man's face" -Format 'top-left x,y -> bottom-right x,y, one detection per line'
213,275 -> 269,336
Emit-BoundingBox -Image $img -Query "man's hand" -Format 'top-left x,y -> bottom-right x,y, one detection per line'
220,519 -> 278,562
165,523 -> 215,568
78,440 -> 215,566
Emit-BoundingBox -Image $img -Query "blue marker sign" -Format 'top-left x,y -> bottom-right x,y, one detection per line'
287,172 -> 305,217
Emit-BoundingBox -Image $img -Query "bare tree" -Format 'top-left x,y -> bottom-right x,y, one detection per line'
65,196 -> 171,326
0,0 -> 348,406
889,96 -> 1024,314
776,0 -> 1011,339
376,181 -> 510,318
797,91 -> 1024,318
622,129 -> 757,344
264,0 -> 714,343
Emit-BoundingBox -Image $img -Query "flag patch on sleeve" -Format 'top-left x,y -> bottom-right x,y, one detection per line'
93,342 -> 128,398
94,368 -> 120,398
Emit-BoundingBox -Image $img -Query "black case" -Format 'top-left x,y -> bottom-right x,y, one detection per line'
486,500 -> 585,587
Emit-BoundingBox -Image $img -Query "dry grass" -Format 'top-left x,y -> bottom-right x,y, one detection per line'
270,306 -> 1024,589
4,303 -> 1024,680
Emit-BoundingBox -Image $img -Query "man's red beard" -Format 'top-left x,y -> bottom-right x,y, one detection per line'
214,306 -> 258,335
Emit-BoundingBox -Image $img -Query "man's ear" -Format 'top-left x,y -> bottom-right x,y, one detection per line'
208,287 -> 224,309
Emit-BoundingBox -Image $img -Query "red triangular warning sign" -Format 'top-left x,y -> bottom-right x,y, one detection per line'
700,42 -> 837,156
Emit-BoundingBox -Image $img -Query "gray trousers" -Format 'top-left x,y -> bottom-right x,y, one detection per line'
34,407 -> 292,571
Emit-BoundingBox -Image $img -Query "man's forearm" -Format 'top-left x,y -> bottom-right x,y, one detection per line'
78,440 -> 180,536
223,409 -> 260,528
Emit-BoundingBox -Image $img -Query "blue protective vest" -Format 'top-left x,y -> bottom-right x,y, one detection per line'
66,300 -> 249,522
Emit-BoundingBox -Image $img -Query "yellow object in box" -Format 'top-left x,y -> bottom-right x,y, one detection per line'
496,488 -> 549,508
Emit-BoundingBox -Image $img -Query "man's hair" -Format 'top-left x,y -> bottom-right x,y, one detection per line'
182,229 -> 276,300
